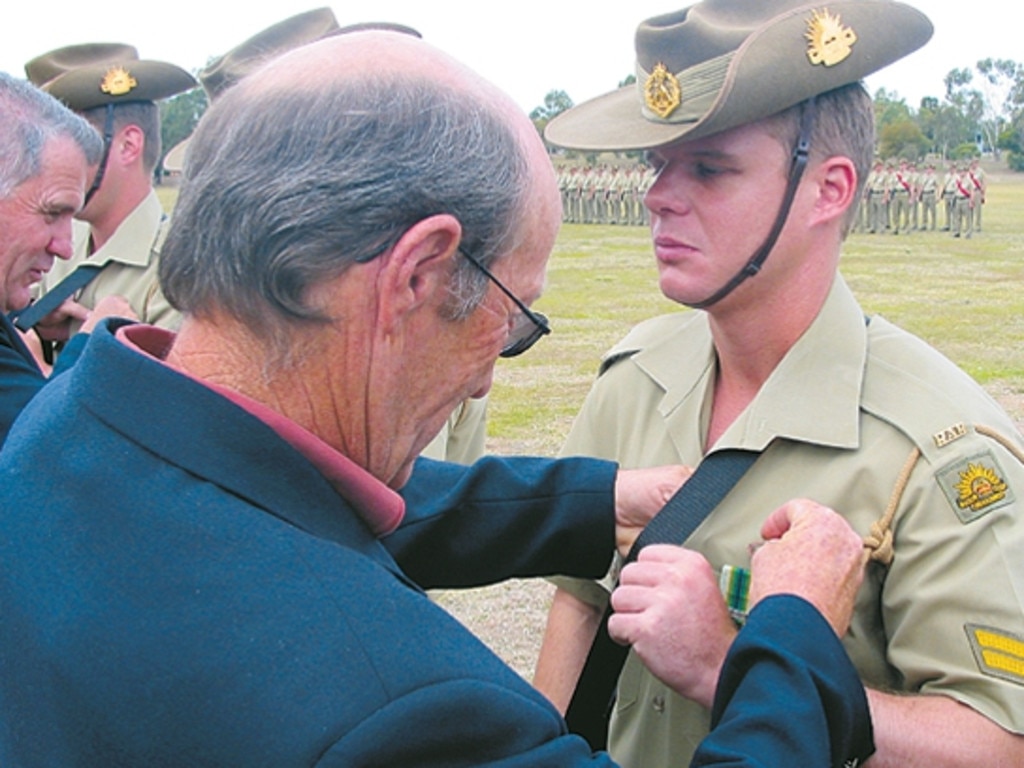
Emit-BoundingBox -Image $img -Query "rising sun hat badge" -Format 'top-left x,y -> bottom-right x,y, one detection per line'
805,9 -> 857,67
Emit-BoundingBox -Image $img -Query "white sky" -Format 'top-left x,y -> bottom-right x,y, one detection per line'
1,0 -> 1010,114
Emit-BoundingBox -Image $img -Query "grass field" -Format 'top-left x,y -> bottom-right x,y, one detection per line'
159,166 -> 1024,680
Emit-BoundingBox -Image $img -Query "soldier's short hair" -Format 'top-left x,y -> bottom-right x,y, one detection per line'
763,82 -> 874,237
81,101 -> 162,174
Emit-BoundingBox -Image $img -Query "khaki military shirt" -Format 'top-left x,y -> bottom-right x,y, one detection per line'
866,168 -> 889,196
970,166 -> 988,200
420,396 -> 488,465
557,276 -> 1024,767
920,171 -> 938,195
942,170 -> 960,198
890,168 -> 913,195
42,190 -> 180,335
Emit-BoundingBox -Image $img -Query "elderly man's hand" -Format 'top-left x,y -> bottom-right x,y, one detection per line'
750,499 -> 866,637
613,465 -> 692,557
80,295 -> 137,334
608,545 -> 736,709
34,298 -> 90,342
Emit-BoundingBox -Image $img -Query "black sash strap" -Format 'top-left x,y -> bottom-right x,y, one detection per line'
10,263 -> 105,331
564,448 -> 760,751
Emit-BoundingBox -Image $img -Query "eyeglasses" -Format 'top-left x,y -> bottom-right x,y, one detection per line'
459,248 -> 551,358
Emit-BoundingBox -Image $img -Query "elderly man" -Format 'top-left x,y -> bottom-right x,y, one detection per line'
165,7 -> 487,466
0,72 -> 131,441
1,32 -> 873,767
536,1 -> 1024,766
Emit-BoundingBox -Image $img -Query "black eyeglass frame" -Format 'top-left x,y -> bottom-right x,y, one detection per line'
459,248 -> 551,358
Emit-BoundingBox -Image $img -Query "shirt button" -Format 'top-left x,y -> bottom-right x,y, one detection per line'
652,695 -> 665,713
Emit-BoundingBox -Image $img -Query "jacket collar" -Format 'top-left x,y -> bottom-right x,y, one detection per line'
76,320 -> 407,574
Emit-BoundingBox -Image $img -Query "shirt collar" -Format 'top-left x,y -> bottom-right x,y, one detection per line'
631,274 -> 867,452
115,324 -> 405,537
739,275 -> 866,450
75,190 -> 165,268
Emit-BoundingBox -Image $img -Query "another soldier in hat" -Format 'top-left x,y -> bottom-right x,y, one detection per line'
941,159 -> 959,229
865,157 -> 888,233
969,157 -> 987,232
952,162 -> 975,238
536,0 -> 1024,765
22,44 -> 195,348
919,161 -> 939,230
890,157 -> 913,234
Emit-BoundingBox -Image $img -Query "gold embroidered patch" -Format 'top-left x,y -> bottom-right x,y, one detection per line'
934,422 -> 968,448
936,451 -> 1015,524
644,63 -> 682,119
966,624 -> 1024,686
805,9 -> 857,67
100,66 -> 137,96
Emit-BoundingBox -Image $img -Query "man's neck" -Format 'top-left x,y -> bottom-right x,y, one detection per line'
703,270 -> 834,450
86,182 -> 151,253
166,315 -> 359,461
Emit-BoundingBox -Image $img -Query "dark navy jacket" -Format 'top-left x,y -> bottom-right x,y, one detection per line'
0,321 -> 871,766
0,311 -> 85,443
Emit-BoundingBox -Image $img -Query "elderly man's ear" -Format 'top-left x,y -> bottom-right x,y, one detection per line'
376,214 -> 463,327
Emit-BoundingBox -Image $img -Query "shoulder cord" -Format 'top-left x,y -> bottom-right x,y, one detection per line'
863,445 -> 920,566
975,424 -> 1024,464
863,425 -> 1024,566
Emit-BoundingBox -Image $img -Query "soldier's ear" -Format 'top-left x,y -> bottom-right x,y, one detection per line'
808,155 -> 856,227
114,124 -> 145,167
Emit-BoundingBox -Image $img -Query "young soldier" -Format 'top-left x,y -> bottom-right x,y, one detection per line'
537,1 -> 1024,765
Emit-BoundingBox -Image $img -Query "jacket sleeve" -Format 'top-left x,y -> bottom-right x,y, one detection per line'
317,677 -> 617,768
49,331 -> 88,377
385,455 -> 617,589
694,595 -> 874,768
0,325 -> 46,444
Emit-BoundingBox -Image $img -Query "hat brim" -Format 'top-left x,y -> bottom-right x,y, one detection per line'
546,86 -> 693,151
44,60 -> 196,111
162,136 -> 191,174
547,0 -> 932,151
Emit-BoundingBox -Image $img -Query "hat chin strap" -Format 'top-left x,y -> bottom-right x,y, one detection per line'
83,104 -> 115,208
686,97 -> 817,310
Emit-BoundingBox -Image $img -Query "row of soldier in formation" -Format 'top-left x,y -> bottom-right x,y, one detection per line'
559,157 -> 991,238
557,163 -> 655,226
853,157 -> 988,238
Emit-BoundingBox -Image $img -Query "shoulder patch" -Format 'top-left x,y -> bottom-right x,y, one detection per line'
966,624 -> 1024,686
935,450 -> 1015,524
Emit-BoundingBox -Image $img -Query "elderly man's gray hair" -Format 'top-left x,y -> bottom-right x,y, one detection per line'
160,75 -> 530,347
0,72 -> 103,198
